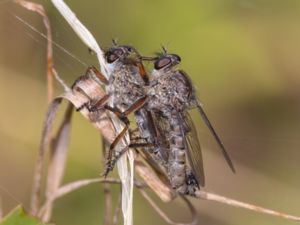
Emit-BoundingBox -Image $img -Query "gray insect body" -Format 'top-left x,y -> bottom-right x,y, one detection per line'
148,69 -> 191,114
103,45 -> 166,168
147,52 -> 235,196
108,60 -> 145,109
147,58 -> 200,195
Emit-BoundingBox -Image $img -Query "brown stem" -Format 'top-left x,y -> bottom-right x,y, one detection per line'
196,190 -> 300,222
103,183 -> 112,225
139,189 -> 198,225
112,194 -> 122,225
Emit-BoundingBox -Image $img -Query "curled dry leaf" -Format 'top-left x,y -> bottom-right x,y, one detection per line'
62,75 -> 116,143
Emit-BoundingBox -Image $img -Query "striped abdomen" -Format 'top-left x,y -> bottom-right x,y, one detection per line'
168,115 -> 189,194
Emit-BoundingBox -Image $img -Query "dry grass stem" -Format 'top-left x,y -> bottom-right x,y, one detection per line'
103,184 -> 112,225
14,0 -> 58,216
135,159 -> 175,202
51,0 -> 108,77
49,2 -> 134,224
38,178 -> 121,217
63,76 -> 116,143
14,0 -> 54,103
0,196 -> 3,219
112,194 -> 122,225
103,141 -> 113,225
41,103 -> 74,222
139,189 -> 198,225
52,68 -> 70,92
196,190 -> 300,222
30,98 -> 62,215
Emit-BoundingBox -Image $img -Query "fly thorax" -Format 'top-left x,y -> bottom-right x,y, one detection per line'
110,64 -> 145,108
151,69 -> 161,79
106,62 -> 117,75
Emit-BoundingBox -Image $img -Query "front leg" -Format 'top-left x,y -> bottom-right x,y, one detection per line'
106,96 -> 147,153
102,141 -> 154,177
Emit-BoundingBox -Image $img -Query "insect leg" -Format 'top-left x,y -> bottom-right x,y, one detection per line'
102,142 -> 154,177
71,83 -> 111,112
106,96 -> 147,150
136,61 -> 149,84
100,97 -> 148,176
86,66 -> 109,85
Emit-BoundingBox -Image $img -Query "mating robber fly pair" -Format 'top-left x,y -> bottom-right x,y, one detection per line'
74,43 -> 235,196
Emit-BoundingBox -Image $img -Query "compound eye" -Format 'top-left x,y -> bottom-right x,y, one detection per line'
113,49 -> 124,56
106,52 -> 118,63
154,57 -> 171,70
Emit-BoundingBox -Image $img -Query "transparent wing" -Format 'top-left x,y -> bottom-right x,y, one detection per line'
182,112 -> 205,187
150,111 -> 171,162
196,101 -> 236,173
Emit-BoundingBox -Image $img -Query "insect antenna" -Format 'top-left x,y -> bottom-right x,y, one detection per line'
112,38 -> 118,46
161,45 -> 168,54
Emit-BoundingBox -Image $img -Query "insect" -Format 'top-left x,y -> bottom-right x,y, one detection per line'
74,43 -> 167,176
146,49 -> 236,195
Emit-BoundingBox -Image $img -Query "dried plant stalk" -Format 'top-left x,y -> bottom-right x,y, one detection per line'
14,0 -> 56,216
64,76 -> 116,143
196,191 -> 300,222
49,2 -> 134,224
0,196 -> 3,219
14,0 -> 54,103
42,103 -> 74,222
103,138 -> 112,225
134,159 -> 175,202
112,194 -> 122,225
38,178 -> 122,217
30,98 -> 62,215
139,189 -> 198,225
103,183 -> 112,225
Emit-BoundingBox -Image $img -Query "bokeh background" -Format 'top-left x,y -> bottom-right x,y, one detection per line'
0,0 -> 300,224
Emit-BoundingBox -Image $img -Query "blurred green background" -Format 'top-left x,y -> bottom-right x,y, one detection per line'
0,0 -> 300,224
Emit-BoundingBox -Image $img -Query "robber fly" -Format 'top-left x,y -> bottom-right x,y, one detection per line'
146,49 -> 235,195
74,43 -> 167,176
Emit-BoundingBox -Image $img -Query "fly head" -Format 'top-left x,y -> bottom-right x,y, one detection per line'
105,45 -> 141,64
154,53 -> 181,72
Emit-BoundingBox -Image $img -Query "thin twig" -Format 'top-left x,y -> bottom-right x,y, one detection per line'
14,0 -> 54,103
52,68 -> 70,92
38,178 -> 144,218
42,103 -> 74,222
30,98 -> 62,215
0,196 -> 3,219
103,184 -> 112,225
14,0 -> 61,216
103,140 -> 112,225
135,159 -> 175,202
38,178 -> 120,217
196,190 -> 300,222
112,194 -> 122,225
139,189 -> 198,225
